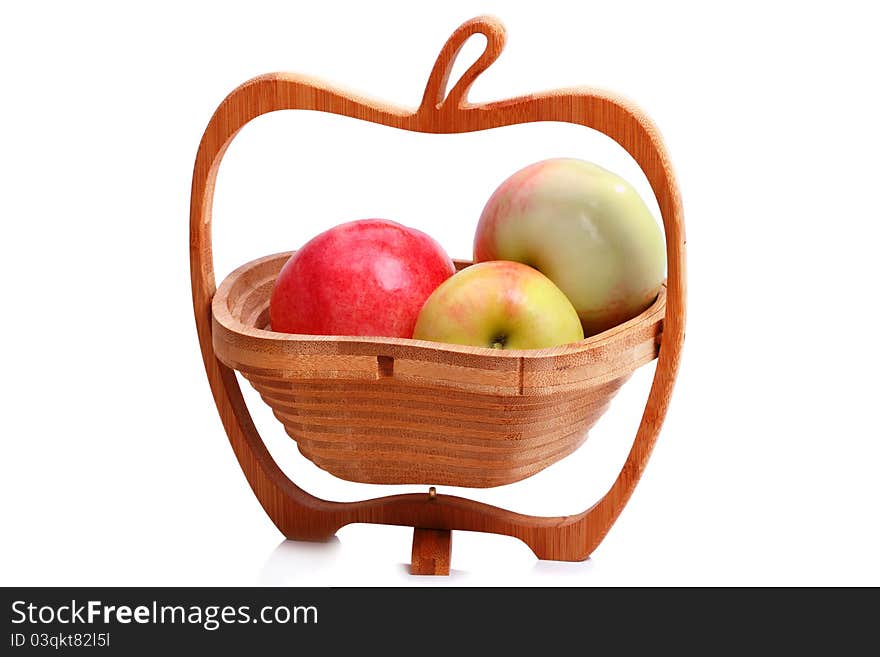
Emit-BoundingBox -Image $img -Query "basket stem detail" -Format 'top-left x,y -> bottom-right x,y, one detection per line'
419,15 -> 506,113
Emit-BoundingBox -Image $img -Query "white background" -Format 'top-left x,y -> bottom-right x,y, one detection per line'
2,0 -> 878,586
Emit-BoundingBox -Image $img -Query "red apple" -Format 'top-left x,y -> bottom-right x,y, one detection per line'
269,219 -> 456,338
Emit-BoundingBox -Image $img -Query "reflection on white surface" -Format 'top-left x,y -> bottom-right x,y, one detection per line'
258,536 -> 472,585
257,538 -> 342,585
531,557 -> 595,578
395,563 -> 470,581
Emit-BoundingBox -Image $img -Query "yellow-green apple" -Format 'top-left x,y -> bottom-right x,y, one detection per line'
412,260 -> 584,349
270,219 -> 455,338
474,158 -> 666,336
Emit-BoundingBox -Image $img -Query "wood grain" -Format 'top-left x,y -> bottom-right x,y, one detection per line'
410,527 -> 452,576
190,14 -> 686,565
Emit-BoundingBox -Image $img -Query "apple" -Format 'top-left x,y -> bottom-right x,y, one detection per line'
269,219 -> 456,338
412,260 -> 584,349
474,158 -> 666,336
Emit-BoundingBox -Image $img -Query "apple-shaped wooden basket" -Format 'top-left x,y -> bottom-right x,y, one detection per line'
191,16 -> 685,575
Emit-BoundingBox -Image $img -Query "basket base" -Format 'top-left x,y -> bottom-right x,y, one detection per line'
410,527 -> 452,576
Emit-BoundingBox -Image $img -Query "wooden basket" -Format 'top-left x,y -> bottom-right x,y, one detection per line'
191,16 -> 685,573
212,253 -> 665,488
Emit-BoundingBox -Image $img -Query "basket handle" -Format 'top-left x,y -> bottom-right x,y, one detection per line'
190,16 -> 686,559
418,15 -> 506,112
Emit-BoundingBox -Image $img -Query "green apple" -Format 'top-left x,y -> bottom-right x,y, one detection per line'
474,158 -> 666,336
412,261 -> 584,349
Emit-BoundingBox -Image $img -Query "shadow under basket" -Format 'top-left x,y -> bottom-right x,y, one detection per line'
212,252 -> 666,488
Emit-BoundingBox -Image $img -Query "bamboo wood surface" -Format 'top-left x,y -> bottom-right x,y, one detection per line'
190,15 -> 686,565
410,527 -> 452,576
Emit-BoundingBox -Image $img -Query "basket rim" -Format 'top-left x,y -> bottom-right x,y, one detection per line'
212,250 -> 666,361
